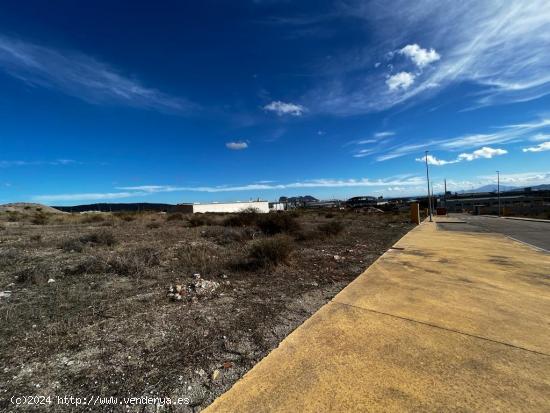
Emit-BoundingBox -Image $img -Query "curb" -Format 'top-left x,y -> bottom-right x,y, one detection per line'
502,217 -> 550,223
479,215 -> 550,223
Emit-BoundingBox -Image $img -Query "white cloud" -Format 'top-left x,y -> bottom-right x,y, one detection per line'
33,170 -> 550,202
376,116 -> 550,161
308,1 -> 550,115
263,101 -> 306,116
399,44 -> 440,68
415,146 -> 507,166
457,147 -> 507,161
0,35 -> 194,113
226,141 -> 248,150
386,72 -> 415,91
415,154 -> 457,165
522,141 -> 550,152
34,175 -> 428,202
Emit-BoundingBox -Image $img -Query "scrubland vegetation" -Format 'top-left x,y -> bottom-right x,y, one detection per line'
0,206 -> 412,411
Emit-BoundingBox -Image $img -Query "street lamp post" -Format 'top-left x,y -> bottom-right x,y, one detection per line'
497,170 -> 501,217
425,151 -> 433,222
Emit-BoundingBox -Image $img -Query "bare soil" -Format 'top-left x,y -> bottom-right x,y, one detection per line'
0,210 -> 413,412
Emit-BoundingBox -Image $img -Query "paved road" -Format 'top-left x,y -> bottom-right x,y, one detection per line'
448,214 -> 550,251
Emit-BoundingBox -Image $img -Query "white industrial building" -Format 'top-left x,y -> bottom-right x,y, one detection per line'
177,200 -> 269,214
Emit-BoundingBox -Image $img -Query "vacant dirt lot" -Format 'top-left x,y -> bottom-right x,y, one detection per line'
0,207 -> 412,412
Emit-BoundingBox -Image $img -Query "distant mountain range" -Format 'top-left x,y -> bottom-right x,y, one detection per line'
38,185 -> 550,212
278,195 -> 319,204
464,184 -> 550,193
464,184 -> 518,193
53,203 -> 176,213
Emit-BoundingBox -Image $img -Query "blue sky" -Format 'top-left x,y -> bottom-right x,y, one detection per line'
1,0 -> 549,205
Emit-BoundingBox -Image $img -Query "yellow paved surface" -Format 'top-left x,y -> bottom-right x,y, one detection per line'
205,221 -> 550,412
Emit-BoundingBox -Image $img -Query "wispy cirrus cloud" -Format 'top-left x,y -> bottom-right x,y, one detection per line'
32,175 -> 426,202
32,170 -> 550,202
376,116 -> 550,161
0,159 -> 78,168
307,1 -> 550,115
32,192 -> 150,202
0,34 -> 196,113
477,171 -> 550,186
347,131 -> 395,155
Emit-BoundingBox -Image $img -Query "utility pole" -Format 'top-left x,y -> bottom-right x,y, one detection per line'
431,181 -> 435,211
424,151 -> 433,222
444,178 -> 447,207
497,170 -> 501,217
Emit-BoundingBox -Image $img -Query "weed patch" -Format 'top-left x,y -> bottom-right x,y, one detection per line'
245,235 -> 293,268
257,213 -> 300,235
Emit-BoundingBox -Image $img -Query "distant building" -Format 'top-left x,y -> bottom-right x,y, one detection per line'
176,200 -> 269,214
345,196 -> 378,208
305,200 -> 342,209
269,202 -> 286,211
445,189 -> 550,215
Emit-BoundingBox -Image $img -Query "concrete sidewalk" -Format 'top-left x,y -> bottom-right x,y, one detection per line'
205,222 -> 550,412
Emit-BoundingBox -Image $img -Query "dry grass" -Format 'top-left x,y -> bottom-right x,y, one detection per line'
245,235 -> 294,268
257,213 -> 301,235
0,209 -> 413,411
107,246 -> 161,278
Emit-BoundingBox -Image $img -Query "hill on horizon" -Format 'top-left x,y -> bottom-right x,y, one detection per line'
0,203 -> 65,214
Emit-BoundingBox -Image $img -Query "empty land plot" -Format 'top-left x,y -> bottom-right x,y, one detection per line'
0,209 -> 412,411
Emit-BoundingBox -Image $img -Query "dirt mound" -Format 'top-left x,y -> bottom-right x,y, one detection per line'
0,203 -> 66,214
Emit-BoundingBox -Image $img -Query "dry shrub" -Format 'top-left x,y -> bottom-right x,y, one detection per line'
0,248 -> 21,266
202,226 -> 255,245
246,235 -> 293,268
6,211 -> 22,222
294,229 -> 319,242
30,234 -> 42,242
99,220 -> 114,227
318,221 -> 344,237
146,221 -> 161,229
223,209 -> 258,227
80,229 -> 117,247
175,243 -> 222,275
188,214 -> 214,227
31,213 -> 49,225
115,212 -> 136,222
166,213 -> 184,222
65,255 -> 108,276
324,212 -> 335,218
15,263 -> 51,285
60,238 -> 85,252
81,214 -> 105,224
107,246 -> 161,278
257,213 -> 300,236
